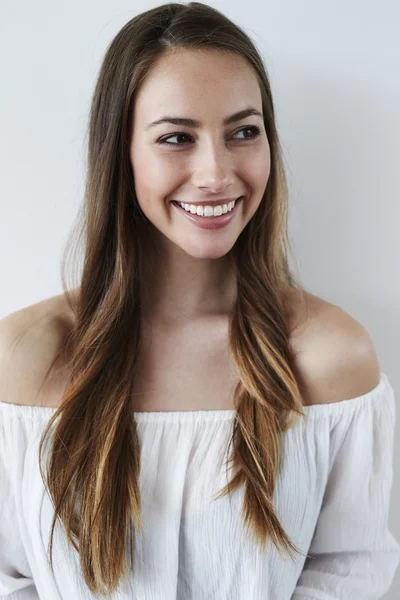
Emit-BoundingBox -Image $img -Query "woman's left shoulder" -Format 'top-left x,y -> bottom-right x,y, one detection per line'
288,290 -> 381,406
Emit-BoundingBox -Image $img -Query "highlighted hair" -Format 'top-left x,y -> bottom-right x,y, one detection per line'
38,2 -> 310,596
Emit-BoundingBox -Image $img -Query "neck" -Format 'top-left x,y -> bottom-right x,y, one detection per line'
138,228 -> 238,325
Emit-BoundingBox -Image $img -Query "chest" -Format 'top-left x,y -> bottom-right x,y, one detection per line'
131,318 -> 240,412
28,411 -> 320,599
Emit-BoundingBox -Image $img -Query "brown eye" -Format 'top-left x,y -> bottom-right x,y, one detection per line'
157,133 -> 192,146
232,125 -> 262,140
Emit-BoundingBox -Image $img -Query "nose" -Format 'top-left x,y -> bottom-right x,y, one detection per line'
191,140 -> 235,193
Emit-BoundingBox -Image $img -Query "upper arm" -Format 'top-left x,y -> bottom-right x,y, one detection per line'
293,304 -> 381,405
0,299 -> 71,407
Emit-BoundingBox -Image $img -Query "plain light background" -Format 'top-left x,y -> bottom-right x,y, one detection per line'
1,0 -> 399,597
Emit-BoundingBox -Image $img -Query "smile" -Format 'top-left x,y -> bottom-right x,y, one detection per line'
171,196 -> 244,230
172,199 -> 239,218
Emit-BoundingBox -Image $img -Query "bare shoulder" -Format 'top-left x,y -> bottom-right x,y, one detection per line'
289,290 -> 381,405
0,291 -> 77,407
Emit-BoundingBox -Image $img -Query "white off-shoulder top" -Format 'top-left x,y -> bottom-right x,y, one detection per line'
0,372 -> 399,600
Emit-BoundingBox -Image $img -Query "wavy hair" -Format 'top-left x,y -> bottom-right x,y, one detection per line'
38,2 -> 310,596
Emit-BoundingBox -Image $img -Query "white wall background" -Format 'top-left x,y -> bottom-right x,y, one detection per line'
1,0 -> 399,597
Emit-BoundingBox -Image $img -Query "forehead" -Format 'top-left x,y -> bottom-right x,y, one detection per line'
133,48 -> 262,121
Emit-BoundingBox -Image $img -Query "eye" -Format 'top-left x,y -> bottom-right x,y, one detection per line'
232,125 -> 262,141
156,125 -> 263,146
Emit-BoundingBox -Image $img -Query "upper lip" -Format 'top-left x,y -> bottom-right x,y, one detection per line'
173,196 -> 243,207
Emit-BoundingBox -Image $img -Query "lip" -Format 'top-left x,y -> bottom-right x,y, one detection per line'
172,196 -> 243,230
172,197 -> 240,207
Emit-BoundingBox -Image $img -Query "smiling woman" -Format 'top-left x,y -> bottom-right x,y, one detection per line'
0,2 -> 399,600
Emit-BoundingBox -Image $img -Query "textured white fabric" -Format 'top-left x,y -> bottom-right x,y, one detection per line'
0,372 -> 399,600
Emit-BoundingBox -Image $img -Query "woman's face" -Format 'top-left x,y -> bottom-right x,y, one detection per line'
129,48 -> 271,260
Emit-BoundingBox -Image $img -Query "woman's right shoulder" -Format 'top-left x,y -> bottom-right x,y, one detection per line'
0,291 -> 77,408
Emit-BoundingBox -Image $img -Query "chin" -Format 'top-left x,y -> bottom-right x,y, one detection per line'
179,239 -> 238,260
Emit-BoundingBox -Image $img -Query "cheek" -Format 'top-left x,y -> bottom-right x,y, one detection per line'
131,149 -> 181,205
238,148 -> 271,190
237,147 -> 271,219
246,144 -> 271,188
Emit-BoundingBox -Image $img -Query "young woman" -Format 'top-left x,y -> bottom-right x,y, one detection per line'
0,2 -> 399,599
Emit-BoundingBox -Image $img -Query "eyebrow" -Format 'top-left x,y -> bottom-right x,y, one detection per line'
145,107 -> 263,131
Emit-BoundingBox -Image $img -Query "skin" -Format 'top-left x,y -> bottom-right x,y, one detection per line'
129,47 -> 271,325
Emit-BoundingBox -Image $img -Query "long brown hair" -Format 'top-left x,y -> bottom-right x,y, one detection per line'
38,2 -> 310,596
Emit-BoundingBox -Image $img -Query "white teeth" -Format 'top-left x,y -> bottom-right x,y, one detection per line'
177,199 -> 238,217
